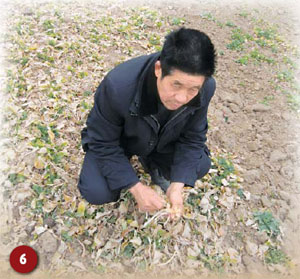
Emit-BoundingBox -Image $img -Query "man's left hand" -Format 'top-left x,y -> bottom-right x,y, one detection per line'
166,182 -> 184,220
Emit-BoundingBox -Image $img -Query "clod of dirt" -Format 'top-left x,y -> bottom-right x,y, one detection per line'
243,169 -> 261,184
250,104 -> 272,112
269,149 -> 288,162
37,231 -> 58,254
245,240 -> 258,256
242,255 -> 265,274
260,196 -> 272,208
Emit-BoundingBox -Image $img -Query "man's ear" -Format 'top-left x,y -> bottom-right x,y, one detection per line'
154,60 -> 162,79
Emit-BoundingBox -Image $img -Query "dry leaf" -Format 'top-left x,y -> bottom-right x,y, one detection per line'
77,201 -> 86,217
34,157 -> 45,169
48,129 -> 55,143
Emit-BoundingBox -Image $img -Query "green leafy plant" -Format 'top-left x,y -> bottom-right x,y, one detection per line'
253,211 -> 280,237
265,247 -> 289,265
225,21 -> 236,27
8,173 -> 27,185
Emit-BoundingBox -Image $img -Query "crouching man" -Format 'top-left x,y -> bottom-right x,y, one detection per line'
78,27 -> 217,219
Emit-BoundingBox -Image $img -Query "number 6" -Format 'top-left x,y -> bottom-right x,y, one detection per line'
20,253 -> 26,265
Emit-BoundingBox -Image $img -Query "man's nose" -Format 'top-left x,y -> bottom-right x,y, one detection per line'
174,92 -> 188,104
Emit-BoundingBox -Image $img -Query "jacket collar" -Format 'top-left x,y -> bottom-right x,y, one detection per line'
129,52 -> 206,117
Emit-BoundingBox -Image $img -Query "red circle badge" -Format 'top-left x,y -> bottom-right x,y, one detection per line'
9,245 -> 38,273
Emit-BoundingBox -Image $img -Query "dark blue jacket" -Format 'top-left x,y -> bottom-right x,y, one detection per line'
81,52 -> 216,191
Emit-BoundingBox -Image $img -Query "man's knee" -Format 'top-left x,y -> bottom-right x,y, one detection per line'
77,150 -> 121,205
197,153 -> 211,179
77,178 -> 120,205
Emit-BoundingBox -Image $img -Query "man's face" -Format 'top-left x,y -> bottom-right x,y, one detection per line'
154,61 -> 206,110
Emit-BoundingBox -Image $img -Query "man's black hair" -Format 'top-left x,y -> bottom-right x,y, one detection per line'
160,27 -> 217,78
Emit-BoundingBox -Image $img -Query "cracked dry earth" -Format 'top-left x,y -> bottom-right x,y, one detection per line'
0,0 -> 300,279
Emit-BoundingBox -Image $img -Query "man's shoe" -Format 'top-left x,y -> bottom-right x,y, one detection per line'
138,157 -> 170,192
149,168 -> 170,193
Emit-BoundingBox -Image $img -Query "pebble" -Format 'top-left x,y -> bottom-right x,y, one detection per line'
279,166 -> 294,179
269,149 -> 288,162
38,231 -> 58,254
245,240 -> 258,256
256,231 -> 269,244
281,111 -> 292,121
229,102 -> 239,113
43,217 -> 56,228
250,104 -> 271,112
248,142 -> 260,151
243,169 -> 260,184
260,196 -> 272,208
278,207 -> 289,221
23,8 -> 34,16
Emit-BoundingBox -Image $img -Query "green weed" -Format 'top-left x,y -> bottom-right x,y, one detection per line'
227,28 -> 252,51
260,95 -> 275,105
265,247 -> 289,265
236,56 -> 249,65
286,91 -> 300,111
8,173 -> 27,185
238,11 -> 249,18
225,21 -> 236,27
201,13 -> 216,21
43,19 -> 54,30
277,70 -> 294,82
250,49 -> 274,64
171,17 -> 185,25
253,211 -> 280,237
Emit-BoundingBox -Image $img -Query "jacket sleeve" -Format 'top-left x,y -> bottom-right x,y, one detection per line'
83,76 -> 140,191
169,78 -> 216,186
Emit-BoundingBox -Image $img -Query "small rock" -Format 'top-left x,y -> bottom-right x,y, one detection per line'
43,217 -> 56,228
269,150 -> 288,162
279,166 -> 294,179
278,207 -> 289,221
248,142 -> 259,151
232,87 -> 238,93
38,231 -> 58,254
23,8 -> 34,16
229,102 -> 239,113
251,104 -> 271,112
243,169 -> 260,184
260,196 -> 272,208
25,223 -> 36,236
245,240 -> 258,256
256,231 -> 269,244
221,93 -> 234,103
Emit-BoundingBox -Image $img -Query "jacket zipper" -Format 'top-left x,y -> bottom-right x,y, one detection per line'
150,115 -> 160,132
147,107 -> 188,149
160,106 -> 188,135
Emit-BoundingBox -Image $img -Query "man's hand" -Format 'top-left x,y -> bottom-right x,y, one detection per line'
166,182 -> 185,220
129,182 -> 166,213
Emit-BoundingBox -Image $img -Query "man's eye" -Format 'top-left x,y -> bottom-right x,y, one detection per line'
189,88 -> 198,94
173,83 -> 181,88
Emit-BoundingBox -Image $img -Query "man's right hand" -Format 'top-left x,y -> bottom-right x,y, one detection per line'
129,182 -> 166,213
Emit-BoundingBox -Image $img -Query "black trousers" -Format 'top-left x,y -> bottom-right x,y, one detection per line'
77,149 -> 211,205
